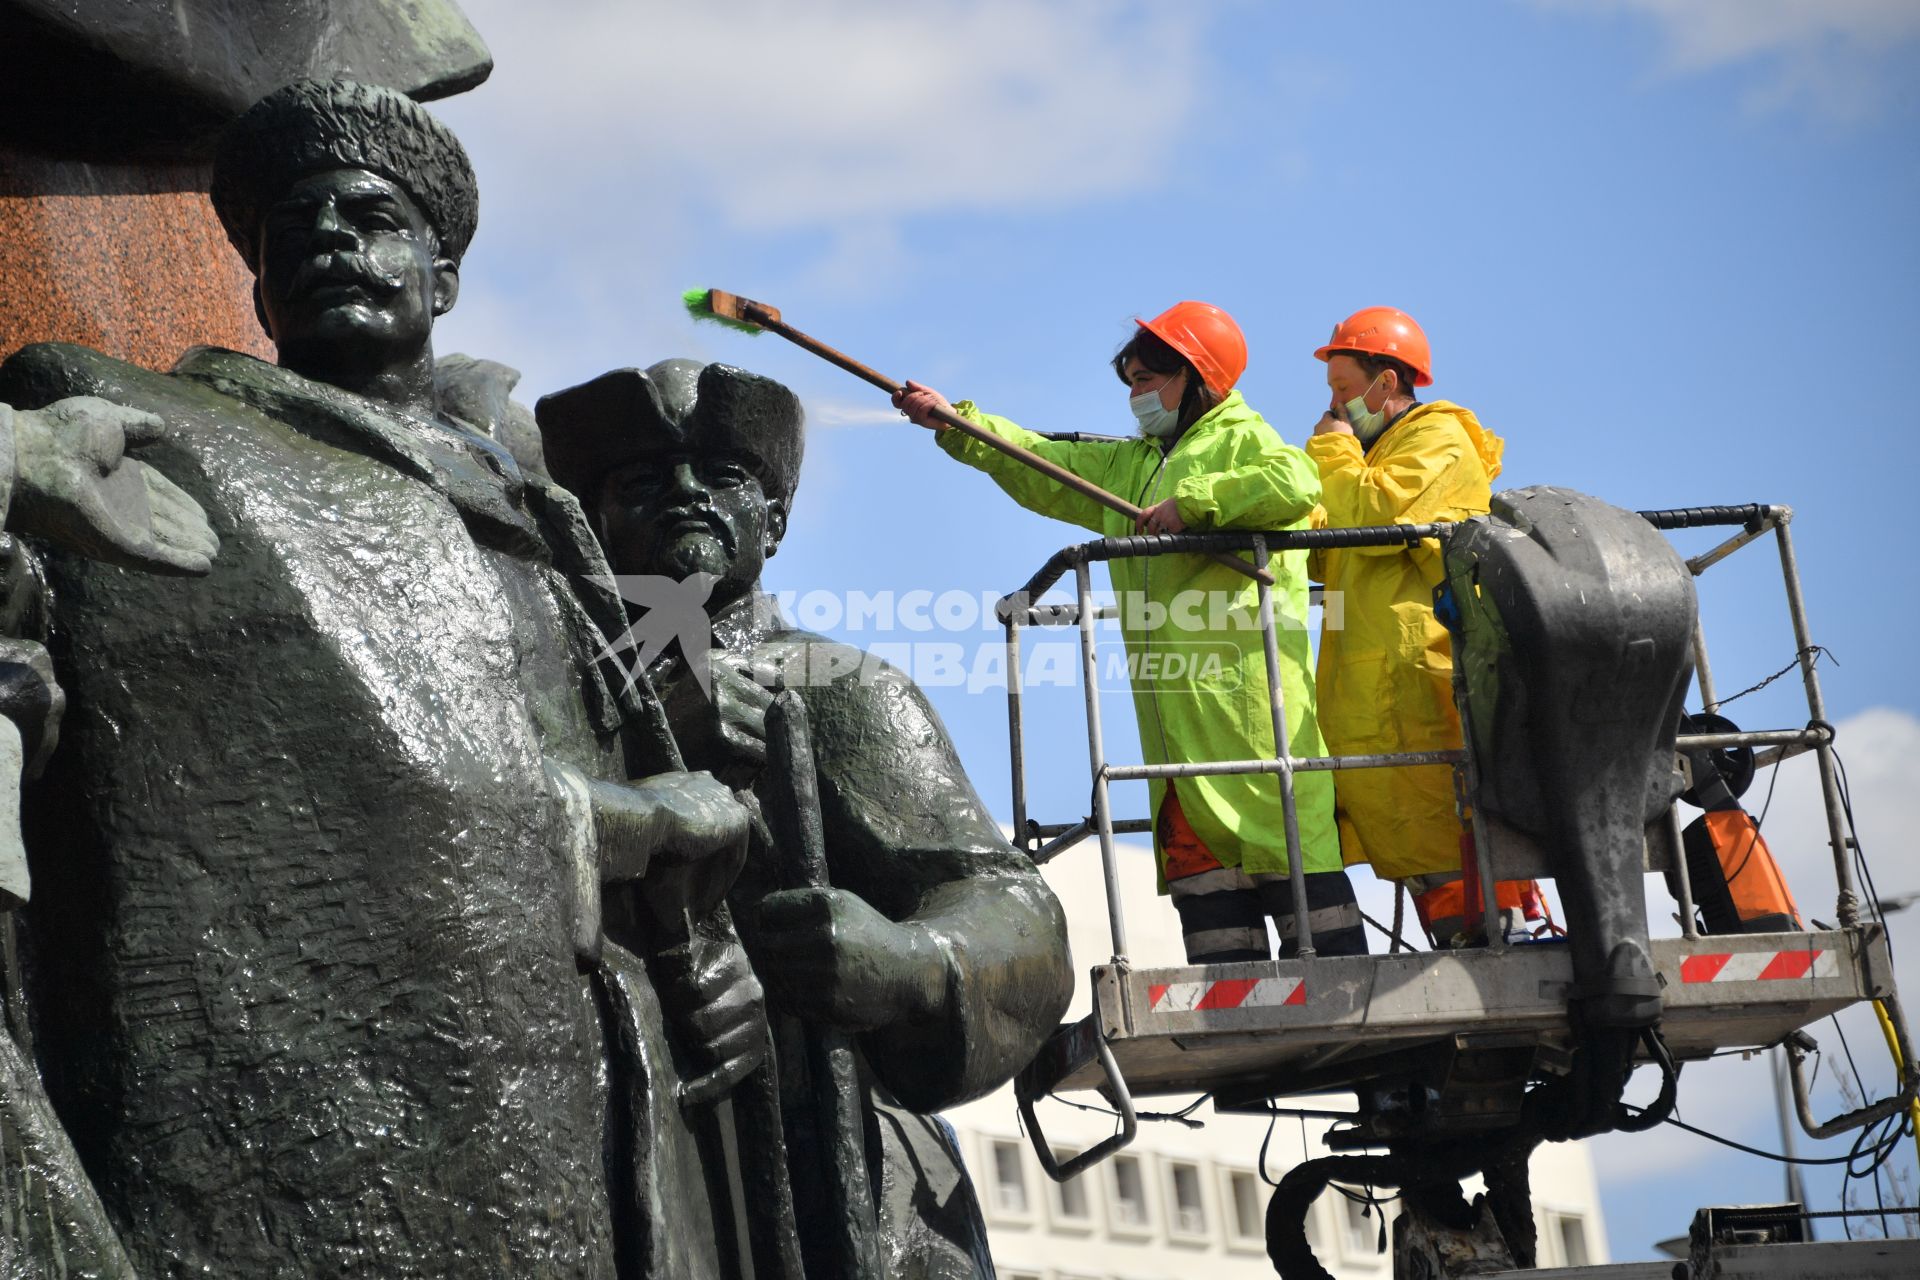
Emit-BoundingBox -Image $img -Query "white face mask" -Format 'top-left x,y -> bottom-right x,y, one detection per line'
1341,372 -> 1388,443
1130,374 -> 1184,438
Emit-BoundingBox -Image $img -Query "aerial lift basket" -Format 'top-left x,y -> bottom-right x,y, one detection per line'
998,494 -> 1912,1227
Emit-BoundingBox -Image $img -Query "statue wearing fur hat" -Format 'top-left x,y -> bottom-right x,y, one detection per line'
0,80 -> 760,1277
541,359 -> 1074,1279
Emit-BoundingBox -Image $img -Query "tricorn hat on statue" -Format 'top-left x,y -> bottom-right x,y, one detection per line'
210,77 -> 479,267
535,360 -> 805,507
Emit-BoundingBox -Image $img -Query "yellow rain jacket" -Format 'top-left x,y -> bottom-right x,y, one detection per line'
1306,400 -> 1504,883
939,392 -> 1341,888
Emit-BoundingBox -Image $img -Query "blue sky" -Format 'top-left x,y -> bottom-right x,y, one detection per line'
431,0 -> 1920,1259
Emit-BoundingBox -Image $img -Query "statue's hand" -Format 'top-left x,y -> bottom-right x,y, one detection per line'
752,887 -> 948,1032
11,397 -> 218,575
653,930 -> 771,1109
664,658 -> 775,789
591,769 -> 752,928
595,769 -> 750,879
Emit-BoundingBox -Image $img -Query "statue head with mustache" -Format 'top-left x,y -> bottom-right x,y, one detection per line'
536,360 -> 806,612
211,79 -> 478,414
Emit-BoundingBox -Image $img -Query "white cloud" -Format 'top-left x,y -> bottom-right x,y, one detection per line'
1536,0 -> 1920,119
1761,706 -> 1920,903
441,0 -> 1200,230
1591,0 -> 1920,71
428,0 -> 1214,396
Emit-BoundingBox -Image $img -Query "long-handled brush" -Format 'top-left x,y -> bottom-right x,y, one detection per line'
683,288 -> 1271,586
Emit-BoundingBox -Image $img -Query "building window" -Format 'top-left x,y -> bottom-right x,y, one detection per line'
987,1139 -> 1030,1218
1554,1213 -> 1591,1267
1109,1153 -> 1152,1233
1225,1169 -> 1265,1248
1166,1159 -> 1209,1240
1049,1148 -> 1093,1228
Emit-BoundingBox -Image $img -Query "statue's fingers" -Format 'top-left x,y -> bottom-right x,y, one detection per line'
725,665 -> 776,706
137,541 -> 217,576
102,534 -> 214,577
146,503 -> 221,562
143,469 -> 221,559
688,1004 -> 764,1058
676,1050 -> 762,1110
78,525 -> 212,576
54,471 -> 204,576
155,547 -> 215,575
719,725 -> 767,766
111,406 -> 168,447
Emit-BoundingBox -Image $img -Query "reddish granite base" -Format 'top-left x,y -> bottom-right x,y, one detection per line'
0,147 -> 272,371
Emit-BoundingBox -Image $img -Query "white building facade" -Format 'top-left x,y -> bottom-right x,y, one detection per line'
942,842 -> 1608,1280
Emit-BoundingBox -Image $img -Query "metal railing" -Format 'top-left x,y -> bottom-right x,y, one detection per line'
996,503 -> 1863,968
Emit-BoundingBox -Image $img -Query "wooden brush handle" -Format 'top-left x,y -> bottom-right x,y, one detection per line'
740,304 -> 1272,586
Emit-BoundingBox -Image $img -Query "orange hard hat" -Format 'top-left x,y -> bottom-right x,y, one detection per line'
1314,306 -> 1433,387
1138,301 -> 1247,396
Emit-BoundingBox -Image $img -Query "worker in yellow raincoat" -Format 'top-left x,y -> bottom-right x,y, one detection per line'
1307,306 -> 1542,944
895,302 -> 1365,963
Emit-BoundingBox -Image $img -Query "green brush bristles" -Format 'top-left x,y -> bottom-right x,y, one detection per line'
681,288 -> 764,335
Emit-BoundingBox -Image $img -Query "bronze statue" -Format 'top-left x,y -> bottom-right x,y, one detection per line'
539,360 -> 1075,1279
0,392 -> 219,1278
0,79 -> 763,1277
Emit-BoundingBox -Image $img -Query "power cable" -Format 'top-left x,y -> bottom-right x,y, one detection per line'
1044,1090 -> 1208,1130
1258,1105 -> 1281,1187
1620,1104 -> 1906,1168
1361,908 -> 1415,952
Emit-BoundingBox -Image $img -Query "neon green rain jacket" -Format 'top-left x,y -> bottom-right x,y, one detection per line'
939,392 -> 1342,888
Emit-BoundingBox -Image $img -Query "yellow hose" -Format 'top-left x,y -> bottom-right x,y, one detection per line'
1869,999 -> 1920,1168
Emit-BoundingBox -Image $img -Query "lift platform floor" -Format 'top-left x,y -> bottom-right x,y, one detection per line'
1019,930 -> 1893,1104
1483,1238 -> 1920,1280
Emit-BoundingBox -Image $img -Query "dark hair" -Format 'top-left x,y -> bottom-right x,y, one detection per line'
1328,349 -> 1422,400
1112,327 -> 1221,432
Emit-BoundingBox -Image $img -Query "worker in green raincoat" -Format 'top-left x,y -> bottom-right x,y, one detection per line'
894,302 -> 1365,963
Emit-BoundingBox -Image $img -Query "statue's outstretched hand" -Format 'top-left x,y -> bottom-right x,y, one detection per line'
752,887 -> 947,1032
11,397 -> 218,575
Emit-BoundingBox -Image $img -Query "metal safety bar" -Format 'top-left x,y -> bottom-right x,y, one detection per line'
1016,1025 -> 1138,1183
996,524 -> 1449,620
1000,503 -> 1881,999
1000,524 -> 1457,967
1651,505 -> 1920,1134
1251,536 -> 1314,957
1105,750 -> 1467,781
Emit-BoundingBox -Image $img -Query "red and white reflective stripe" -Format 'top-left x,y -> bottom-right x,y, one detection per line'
1147,976 -> 1306,1013
1678,949 -> 1839,984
